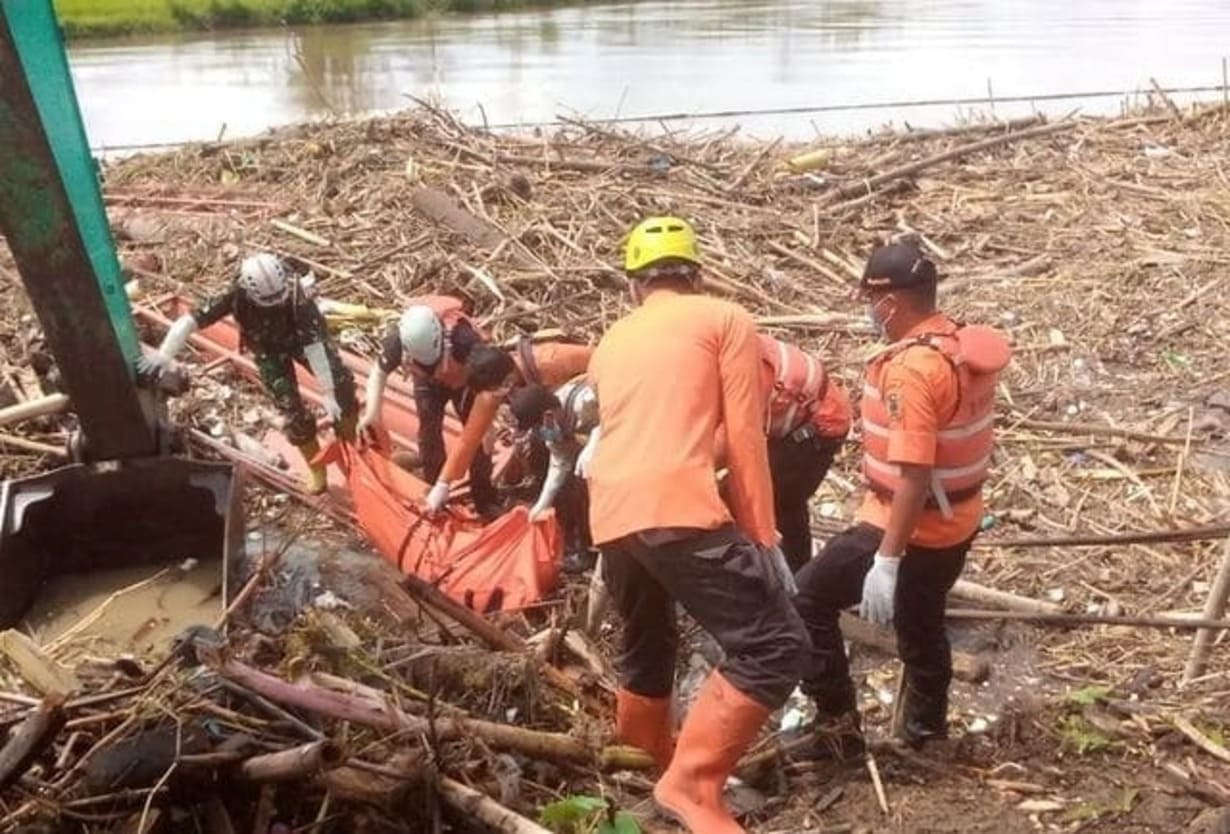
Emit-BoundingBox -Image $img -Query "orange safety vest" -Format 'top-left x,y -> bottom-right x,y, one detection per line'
861,325 -> 1010,516
407,295 -> 483,390
759,334 -> 849,439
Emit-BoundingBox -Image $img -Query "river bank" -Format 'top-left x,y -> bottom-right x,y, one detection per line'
56,0 -> 587,38
2,102 -> 1230,830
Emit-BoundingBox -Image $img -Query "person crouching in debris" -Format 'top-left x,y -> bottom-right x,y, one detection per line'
454,337 -> 592,531
792,241 -> 1011,757
143,253 -> 357,494
506,379 -> 600,574
356,295 -> 498,518
588,216 -> 808,834
753,333 -> 851,571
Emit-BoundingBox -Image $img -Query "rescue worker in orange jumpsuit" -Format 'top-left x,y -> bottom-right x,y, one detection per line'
756,334 -> 851,570
419,338 -> 592,527
588,216 -> 808,834
793,242 -> 1011,755
356,296 -> 499,517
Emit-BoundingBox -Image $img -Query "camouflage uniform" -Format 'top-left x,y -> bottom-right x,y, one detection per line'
193,282 -> 357,445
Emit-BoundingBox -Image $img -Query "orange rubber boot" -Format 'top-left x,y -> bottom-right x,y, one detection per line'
615,689 -> 674,772
653,671 -> 770,834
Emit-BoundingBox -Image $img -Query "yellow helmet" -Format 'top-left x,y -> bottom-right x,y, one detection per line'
623,216 -> 701,274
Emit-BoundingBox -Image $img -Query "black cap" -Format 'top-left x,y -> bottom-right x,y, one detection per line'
860,242 -> 937,290
508,384 -> 562,431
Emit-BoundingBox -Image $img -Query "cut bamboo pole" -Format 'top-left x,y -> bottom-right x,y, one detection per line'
949,579 -> 1063,615
437,777 -> 552,834
0,393 -> 69,429
1181,537 -> 1230,685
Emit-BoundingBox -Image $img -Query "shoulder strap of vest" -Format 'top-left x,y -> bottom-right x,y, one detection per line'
559,381 -> 587,436
516,335 -> 543,386
881,330 -> 964,424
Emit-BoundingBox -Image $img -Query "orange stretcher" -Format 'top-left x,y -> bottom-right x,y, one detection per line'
135,298 -> 563,613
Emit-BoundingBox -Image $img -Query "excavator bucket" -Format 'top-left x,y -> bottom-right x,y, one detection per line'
0,1 -> 243,629
0,459 -> 244,628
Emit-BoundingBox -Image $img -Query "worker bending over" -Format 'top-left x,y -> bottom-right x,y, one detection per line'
756,333 -> 850,570
588,216 -> 807,834
144,253 -> 357,493
507,379 -> 601,573
357,296 -> 498,517
793,242 -> 1010,756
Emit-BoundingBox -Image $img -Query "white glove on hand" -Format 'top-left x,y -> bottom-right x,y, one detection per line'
322,395 -> 343,423
528,503 -> 550,523
424,480 -> 451,514
574,427 -> 600,479
137,353 -> 174,378
859,552 -> 900,626
763,544 -> 798,596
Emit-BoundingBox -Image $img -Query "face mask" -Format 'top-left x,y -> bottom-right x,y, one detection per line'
866,296 -> 895,341
538,424 -> 562,445
866,303 -> 887,341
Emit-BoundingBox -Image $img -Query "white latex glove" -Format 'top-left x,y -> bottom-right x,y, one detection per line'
322,394 -> 343,423
137,352 -> 174,378
763,544 -> 798,596
859,552 -> 900,626
424,480 -> 451,514
574,425 -> 600,479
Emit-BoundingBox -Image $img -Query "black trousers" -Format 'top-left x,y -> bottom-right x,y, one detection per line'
413,379 -> 497,513
768,433 -> 842,572
793,523 -> 969,716
602,526 -> 810,708
528,439 -> 592,554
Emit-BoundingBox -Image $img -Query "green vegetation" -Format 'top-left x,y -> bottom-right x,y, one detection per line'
539,795 -> 641,834
54,0 -> 584,39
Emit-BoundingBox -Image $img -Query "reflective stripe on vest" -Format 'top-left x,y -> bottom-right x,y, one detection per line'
761,335 -> 828,437
860,332 -> 998,517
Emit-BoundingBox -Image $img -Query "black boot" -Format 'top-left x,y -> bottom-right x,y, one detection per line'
784,679 -> 866,763
896,681 -> 949,749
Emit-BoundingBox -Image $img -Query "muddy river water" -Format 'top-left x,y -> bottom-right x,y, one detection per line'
68,0 -> 1230,149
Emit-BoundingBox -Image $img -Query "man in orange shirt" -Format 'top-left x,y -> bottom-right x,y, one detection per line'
793,242 -> 1010,754
588,217 -> 807,834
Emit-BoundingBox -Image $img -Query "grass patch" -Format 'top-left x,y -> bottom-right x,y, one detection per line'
55,0 -> 584,38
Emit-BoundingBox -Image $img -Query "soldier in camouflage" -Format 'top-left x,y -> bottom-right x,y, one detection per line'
143,253 -> 357,493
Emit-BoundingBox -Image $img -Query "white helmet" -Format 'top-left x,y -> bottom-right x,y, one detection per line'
398,306 -> 444,366
238,253 -> 290,307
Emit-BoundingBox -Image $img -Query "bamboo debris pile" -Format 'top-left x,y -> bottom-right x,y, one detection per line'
1,98 -> 1230,829
0,581 -> 637,832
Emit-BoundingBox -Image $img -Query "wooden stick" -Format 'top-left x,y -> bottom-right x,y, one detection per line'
1007,417 -> 1188,445
0,393 -> 69,428
819,120 -> 1078,205
1172,715 -> 1230,764
238,741 -> 345,782
945,608 -> 1230,630
1182,537 -> 1230,685
437,776 -> 552,834
202,647 -> 596,764
0,693 -> 66,790
865,752 -> 890,814
840,613 -> 988,683
399,574 -> 591,707
0,433 -> 66,457
981,523 -> 1230,549
270,218 -> 331,248
949,579 -> 1063,615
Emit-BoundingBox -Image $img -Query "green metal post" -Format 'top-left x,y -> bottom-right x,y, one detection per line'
0,0 -> 156,459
